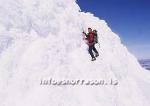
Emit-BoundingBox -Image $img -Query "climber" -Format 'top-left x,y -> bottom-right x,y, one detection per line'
83,28 -> 99,61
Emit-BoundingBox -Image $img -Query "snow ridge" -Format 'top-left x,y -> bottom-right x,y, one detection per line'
0,0 -> 150,106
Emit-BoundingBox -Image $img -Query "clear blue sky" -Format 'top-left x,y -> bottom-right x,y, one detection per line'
77,0 -> 150,59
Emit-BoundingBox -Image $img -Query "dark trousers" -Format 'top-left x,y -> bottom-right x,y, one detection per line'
88,44 -> 98,58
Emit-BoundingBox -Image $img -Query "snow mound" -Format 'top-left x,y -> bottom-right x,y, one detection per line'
0,0 -> 150,106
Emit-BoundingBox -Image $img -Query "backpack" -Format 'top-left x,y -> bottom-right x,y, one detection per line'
93,30 -> 98,44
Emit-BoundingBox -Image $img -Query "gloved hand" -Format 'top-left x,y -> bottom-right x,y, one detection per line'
82,31 -> 86,35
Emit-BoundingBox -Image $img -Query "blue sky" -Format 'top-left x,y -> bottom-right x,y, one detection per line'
77,0 -> 150,59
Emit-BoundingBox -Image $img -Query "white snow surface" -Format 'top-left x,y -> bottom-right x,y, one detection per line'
0,0 -> 150,106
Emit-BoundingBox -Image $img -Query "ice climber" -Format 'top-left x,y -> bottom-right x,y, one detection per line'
83,28 -> 99,61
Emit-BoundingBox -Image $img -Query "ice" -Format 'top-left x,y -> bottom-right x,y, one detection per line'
0,0 -> 150,106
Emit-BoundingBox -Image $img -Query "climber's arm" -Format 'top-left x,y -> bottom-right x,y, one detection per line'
82,31 -> 88,37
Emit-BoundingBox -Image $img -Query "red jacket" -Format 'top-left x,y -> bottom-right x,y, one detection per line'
86,32 -> 94,45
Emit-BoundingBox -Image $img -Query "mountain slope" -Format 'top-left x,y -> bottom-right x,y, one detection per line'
0,0 -> 150,106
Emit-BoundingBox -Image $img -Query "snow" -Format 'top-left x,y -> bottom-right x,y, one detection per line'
0,0 -> 150,106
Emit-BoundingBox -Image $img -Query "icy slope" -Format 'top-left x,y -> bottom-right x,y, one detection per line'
0,0 -> 150,106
